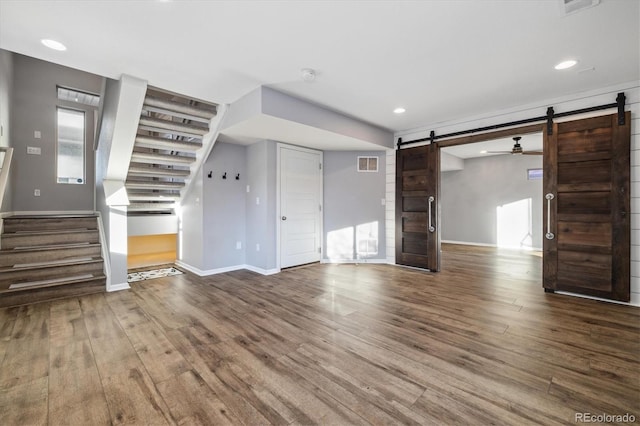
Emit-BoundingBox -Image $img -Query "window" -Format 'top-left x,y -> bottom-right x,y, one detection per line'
357,156 -> 379,172
57,86 -> 100,107
527,168 -> 543,180
56,108 -> 85,184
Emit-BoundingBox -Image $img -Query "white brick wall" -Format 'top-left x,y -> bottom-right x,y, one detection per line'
386,82 -> 640,306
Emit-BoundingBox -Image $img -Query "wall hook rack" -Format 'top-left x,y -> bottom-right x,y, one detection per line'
222,172 -> 227,179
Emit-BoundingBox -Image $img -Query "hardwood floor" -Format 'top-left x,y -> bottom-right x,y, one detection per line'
1,244 -> 638,425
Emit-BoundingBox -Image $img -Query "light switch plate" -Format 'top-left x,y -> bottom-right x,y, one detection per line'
27,146 -> 41,155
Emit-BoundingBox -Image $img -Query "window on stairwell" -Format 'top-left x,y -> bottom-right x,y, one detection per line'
56,107 -> 85,184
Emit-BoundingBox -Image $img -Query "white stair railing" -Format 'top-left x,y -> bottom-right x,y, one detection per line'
0,147 -> 13,210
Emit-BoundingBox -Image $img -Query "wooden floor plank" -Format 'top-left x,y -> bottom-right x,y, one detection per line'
0,244 -> 638,424
48,340 -> 111,425
0,377 -> 48,425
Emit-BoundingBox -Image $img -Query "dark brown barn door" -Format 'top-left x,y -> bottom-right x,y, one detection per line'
543,112 -> 630,301
396,143 -> 441,271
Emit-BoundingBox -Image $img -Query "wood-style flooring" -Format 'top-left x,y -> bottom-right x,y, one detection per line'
1,244 -> 638,425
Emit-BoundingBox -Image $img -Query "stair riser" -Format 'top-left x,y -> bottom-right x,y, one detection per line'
138,117 -> 208,136
0,277 -> 106,308
0,261 -> 104,286
0,245 -> 102,268
134,136 -> 202,152
3,217 -> 98,233
131,155 -> 195,166
125,183 -> 185,190
143,96 -> 216,121
1,231 -> 99,250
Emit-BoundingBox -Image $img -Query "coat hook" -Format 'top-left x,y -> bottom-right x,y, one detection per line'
235,173 -> 240,180
207,171 -> 212,178
222,172 -> 227,179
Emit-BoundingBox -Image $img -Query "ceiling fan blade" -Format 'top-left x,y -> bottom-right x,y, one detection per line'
523,151 -> 543,155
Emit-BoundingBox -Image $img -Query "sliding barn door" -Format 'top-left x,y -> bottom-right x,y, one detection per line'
543,112 -> 630,301
396,143 -> 441,271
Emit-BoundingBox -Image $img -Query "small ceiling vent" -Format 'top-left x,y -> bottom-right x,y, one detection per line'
560,0 -> 600,16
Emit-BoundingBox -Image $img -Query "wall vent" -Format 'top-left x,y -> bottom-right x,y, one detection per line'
358,156 -> 378,172
559,0 -> 600,16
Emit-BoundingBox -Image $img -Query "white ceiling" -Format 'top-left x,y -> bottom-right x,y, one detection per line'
0,0 -> 638,134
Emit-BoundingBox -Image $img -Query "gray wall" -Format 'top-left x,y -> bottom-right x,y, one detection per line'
11,54 -> 103,212
323,151 -> 387,261
0,49 -> 13,212
202,142 -> 247,270
441,153 -> 543,249
245,140 -> 277,270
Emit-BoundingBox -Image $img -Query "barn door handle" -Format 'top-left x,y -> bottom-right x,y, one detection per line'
545,193 -> 555,240
428,196 -> 435,232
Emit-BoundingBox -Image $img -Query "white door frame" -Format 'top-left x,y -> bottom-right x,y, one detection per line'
276,143 -> 323,269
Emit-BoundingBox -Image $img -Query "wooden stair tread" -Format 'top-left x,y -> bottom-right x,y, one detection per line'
0,274 -> 106,295
1,242 -> 101,252
0,256 -> 102,271
3,229 -> 97,236
5,214 -> 98,219
0,257 -> 103,273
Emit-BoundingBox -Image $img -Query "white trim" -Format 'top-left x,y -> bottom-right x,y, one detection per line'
176,260 -> 281,277
175,260 -> 245,277
556,291 -> 640,308
244,264 -> 280,275
321,258 -> 388,264
107,282 -> 130,292
442,240 -> 497,248
95,211 -> 111,291
0,146 -> 13,211
442,240 -> 542,251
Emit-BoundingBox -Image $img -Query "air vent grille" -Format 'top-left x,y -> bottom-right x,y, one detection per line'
357,156 -> 379,172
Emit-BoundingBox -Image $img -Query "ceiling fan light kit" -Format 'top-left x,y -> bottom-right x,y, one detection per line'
486,136 -> 543,156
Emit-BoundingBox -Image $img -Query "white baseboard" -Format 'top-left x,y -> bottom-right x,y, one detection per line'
321,258 -> 389,264
244,264 -> 280,275
107,282 -> 130,292
442,240 -> 497,248
442,240 -> 542,251
175,261 -> 245,276
556,291 -> 640,308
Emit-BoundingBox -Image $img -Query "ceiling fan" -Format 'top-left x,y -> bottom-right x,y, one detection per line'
487,136 -> 543,156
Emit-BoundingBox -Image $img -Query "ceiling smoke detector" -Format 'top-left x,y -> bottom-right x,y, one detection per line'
301,68 -> 316,82
559,0 -> 600,16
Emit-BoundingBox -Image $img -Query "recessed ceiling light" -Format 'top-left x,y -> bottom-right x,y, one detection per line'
41,39 -> 66,51
393,107 -> 406,114
554,60 -> 578,70
480,150 -> 488,154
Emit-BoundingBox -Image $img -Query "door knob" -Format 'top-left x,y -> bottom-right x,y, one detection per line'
282,216 -> 287,221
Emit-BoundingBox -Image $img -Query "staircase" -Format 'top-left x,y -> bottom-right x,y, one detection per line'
126,87 -> 217,214
0,215 -> 106,307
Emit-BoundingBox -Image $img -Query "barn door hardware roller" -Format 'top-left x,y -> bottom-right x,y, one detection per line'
397,92 -> 626,147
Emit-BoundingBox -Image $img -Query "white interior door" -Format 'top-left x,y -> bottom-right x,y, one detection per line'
279,146 -> 322,268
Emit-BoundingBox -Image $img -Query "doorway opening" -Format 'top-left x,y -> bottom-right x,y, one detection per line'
440,133 -> 543,255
